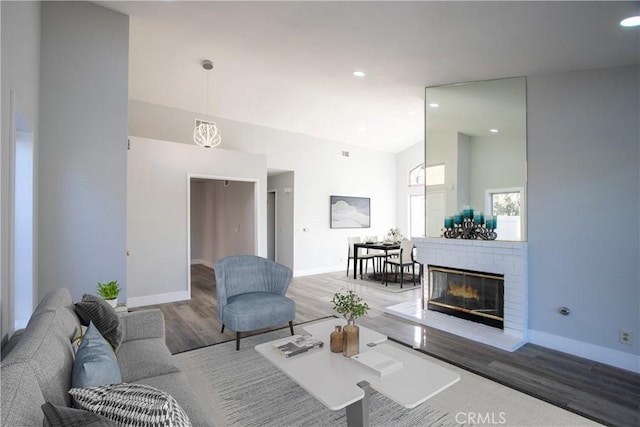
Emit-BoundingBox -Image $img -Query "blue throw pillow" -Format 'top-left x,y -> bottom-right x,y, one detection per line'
72,322 -> 122,389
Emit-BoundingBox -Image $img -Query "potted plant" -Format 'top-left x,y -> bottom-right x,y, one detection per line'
386,227 -> 404,243
331,290 -> 369,357
96,280 -> 121,308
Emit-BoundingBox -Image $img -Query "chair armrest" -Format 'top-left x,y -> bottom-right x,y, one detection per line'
118,309 -> 165,342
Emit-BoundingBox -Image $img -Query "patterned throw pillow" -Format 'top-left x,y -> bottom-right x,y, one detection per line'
68,383 -> 192,427
75,294 -> 123,350
41,402 -> 117,427
72,322 -> 122,388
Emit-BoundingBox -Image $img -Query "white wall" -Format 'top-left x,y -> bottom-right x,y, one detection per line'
0,0 -> 40,343
527,65 -> 639,370
129,100 -> 397,276
127,137 -> 266,307
38,2 -> 129,303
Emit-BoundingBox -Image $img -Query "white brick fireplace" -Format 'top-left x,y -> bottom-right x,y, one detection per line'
385,237 -> 528,351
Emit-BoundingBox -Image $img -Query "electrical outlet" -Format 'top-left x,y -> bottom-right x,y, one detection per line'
619,329 -> 632,345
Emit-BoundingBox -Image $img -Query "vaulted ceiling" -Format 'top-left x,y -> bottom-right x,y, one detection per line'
98,1 -> 640,153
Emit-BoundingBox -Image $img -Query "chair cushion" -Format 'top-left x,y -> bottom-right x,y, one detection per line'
222,292 -> 295,332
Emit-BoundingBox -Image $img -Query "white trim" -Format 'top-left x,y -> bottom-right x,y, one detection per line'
294,266 -> 344,277
126,290 -> 190,308
529,329 -> 640,374
267,189 -> 277,262
191,258 -> 215,268
191,258 -> 215,269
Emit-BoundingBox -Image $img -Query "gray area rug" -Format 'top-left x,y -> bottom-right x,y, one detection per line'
174,324 -> 600,427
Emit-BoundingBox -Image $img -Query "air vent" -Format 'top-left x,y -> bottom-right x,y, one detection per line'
341,150 -> 350,158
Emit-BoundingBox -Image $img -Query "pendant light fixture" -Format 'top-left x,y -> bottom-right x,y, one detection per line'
193,59 -> 222,149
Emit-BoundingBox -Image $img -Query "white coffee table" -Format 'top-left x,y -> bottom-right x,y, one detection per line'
255,318 -> 460,426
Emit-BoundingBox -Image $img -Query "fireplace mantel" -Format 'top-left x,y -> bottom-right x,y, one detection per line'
385,237 -> 528,351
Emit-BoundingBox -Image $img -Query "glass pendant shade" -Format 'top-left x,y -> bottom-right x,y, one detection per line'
193,120 -> 221,149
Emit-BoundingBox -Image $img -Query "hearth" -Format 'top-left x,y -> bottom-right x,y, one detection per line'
428,265 -> 504,329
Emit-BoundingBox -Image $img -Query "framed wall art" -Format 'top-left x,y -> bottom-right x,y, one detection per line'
330,195 -> 370,229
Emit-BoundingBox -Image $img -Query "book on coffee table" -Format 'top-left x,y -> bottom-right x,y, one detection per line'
273,334 -> 324,358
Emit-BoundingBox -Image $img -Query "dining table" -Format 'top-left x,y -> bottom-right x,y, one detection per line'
352,241 -> 400,280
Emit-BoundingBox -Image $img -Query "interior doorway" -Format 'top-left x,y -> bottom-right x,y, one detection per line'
267,190 -> 276,261
189,177 -> 257,271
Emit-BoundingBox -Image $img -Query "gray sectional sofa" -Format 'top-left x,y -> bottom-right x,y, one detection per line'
1,288 -> 212,426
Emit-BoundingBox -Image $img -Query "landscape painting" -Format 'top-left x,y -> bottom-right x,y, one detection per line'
330,196 -> 370,228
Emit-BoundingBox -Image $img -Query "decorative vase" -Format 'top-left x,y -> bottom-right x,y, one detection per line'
105,298 -> 118,308
330,325 -> 343,353
342,319 -> 359,357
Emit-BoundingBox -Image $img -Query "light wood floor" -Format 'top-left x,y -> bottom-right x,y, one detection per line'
137,264 -> 640,427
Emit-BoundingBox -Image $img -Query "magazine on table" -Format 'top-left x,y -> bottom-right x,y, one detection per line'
273,334 -> 324,358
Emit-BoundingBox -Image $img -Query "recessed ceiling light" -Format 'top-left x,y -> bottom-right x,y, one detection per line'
353,71 -> 366,77
408,111 -> 417,115
490,128 -> 499,133
358,126 -> 366,132
620,16 -> 640,27
429,103 -> 440,108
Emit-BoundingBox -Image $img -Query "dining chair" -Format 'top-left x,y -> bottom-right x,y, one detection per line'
383,239 -> 417,288
365,235 -> 386,274
347,236 -> 376,278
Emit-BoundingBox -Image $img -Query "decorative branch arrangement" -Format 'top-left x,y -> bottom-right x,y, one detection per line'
443,206 -> 497,240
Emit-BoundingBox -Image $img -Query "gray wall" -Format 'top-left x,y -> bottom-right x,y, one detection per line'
38,2 -> 129,301
0,0 -> 41,343
528,65 -> 639,357
268,172 -> 295,269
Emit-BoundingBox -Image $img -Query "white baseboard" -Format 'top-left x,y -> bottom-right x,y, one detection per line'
191,259 -> 215,269
529,329 -> 640,373
293,265 -> 343,277
126,290 -> 190,308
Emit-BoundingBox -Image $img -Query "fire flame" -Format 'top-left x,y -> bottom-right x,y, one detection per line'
447,283 -> 480,300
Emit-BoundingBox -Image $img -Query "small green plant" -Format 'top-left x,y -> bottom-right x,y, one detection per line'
96,280 -> 121,300
331,290 -> 369,321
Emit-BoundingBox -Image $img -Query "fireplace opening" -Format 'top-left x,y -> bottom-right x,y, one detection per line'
427,265 -> 504,329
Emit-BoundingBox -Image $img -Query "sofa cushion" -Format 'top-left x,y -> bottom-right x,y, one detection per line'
2,310 -> 79,407
0,362 -> 46,426
75,294 -> 123,350
136,373 -> 213,427
117,338 -> 180,382
69,383 -> 192,427
71,322 -> 122,389
41,402 -> 116,427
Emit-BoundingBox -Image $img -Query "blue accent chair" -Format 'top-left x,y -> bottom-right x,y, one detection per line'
215,255 -> 296,350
